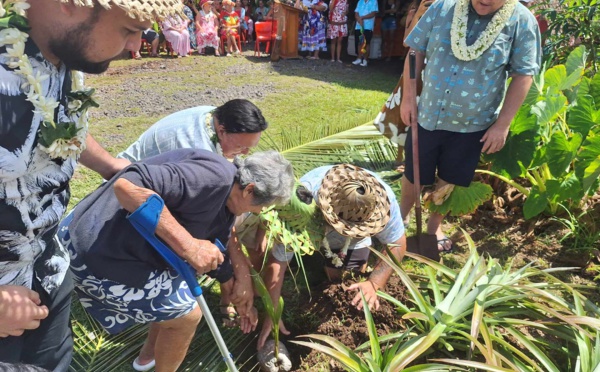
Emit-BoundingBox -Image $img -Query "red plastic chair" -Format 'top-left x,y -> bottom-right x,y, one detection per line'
254,20 -> 277,57
130,39 -> 153,59
220,30 -> 242,55
240,16 -> 248,43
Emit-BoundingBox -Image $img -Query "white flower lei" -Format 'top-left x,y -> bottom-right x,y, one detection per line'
450,0 -> 517,61
204,111 -> 223,156
321,227 -> 351,268
0,0 -> 96,160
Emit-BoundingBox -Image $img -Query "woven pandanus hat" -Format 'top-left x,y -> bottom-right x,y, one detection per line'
317,164 -> 391,238
64,0 -> 183,21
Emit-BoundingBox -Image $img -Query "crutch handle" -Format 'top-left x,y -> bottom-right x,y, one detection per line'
126,194 -> 226,297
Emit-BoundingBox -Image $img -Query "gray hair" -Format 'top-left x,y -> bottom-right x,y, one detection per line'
234,150 -> 294,206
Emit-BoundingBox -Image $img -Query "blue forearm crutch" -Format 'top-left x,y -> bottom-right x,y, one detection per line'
126,194 -> 239,372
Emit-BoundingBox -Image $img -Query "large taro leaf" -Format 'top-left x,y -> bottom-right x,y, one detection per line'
575,133 -> 600,193
523,185 -> 548,219
569,94 -> 599,138
511,104 -> 539,135
531,86 -> 568,128
545,64 -> 583,93
488,129 -> 539,178
565,45 -> 588,78
546,131 -> 582,178
424,181 -> 492,217
523,69 -> 545,107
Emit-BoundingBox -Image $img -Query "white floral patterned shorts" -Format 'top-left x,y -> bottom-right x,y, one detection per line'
58,213 -> 197,334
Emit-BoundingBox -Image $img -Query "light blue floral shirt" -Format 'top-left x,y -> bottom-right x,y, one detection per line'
117,106 -> 217,161
354,0 -> 379,31
300,166 -> 404,251
405,0 -> 541,133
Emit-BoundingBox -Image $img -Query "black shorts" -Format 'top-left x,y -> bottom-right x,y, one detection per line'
404,125 -> 486,187
142,30 -> 159,44
324,247 -> 370,270
354,28 -> 373,45
0,272 -> 74,371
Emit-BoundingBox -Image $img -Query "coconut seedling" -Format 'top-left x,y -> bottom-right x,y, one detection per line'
252,266 -> 291,372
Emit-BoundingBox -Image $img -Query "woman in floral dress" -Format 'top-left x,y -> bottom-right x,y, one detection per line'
299,0 -> 327,59
196,0 -> 221,55
183,0 -> 198,50
326,0 -> 348,62
161,14 -> 191,57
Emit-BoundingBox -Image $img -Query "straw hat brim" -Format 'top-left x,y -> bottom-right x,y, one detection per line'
65,0 -> 184,21
317,164 -> 391,238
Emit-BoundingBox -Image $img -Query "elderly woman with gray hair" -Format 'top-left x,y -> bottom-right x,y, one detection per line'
57,149 -> 294,372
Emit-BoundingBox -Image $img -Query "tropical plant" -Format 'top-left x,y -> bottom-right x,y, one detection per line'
294,230 -> 600,371
251,267 -> 285,361
540,0 -> 600,70
481,45 -> 600,219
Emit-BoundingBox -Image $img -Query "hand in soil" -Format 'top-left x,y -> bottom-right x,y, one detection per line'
239,306 -> 258,334
346,280 -> 380,311
257,318 -> 290,351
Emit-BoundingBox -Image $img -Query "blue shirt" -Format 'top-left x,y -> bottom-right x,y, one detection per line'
300,166 -> 404,250
354,0 -> 379,31
405,0 -> 541,133
117,106 -> 217,161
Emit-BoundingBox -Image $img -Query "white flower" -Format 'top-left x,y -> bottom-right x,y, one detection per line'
31,95 -> 60,122
72,71 -> 85,91
68,99 -> 82,112
0,28 -> 27,46
5,39 -> 25,58
9,0 -> 29,16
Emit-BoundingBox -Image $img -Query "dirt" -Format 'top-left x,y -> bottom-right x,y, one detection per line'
89,45 -> 402,121
283,274 -> 408,372
90,58 -> 278,119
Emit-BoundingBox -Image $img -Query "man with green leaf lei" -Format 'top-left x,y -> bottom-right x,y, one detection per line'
238,164 -> 406,351
0,0 -> 182,369
399,0 -> 541,252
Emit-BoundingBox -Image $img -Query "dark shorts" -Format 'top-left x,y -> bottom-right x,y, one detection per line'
324,247 -> 370,270
0,272 -> 74,371
381,17 -> 397,31
404,125 -> 486,187
354,28 -> 373,45
142,30 -> 159,44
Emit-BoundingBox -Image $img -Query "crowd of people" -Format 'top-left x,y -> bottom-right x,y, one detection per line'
0,0 -> 543,370
130,0 -> 452,65
132,0 -> 548,67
